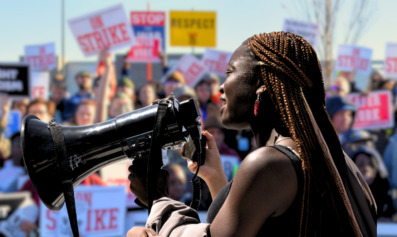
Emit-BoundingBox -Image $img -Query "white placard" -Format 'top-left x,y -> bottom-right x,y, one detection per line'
202,49 -> 232,76
39,186 -> 126,237
335,45 -> 373,75
220,155 -> 239,182
30,71 -> 50,100
384,43 -> 397,78
161,54 -> 208,87
282,19 -> 319,50
68,4 -> 135,57
24,42 -> 57,71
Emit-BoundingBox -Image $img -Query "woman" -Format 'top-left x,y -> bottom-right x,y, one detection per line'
135,83 -> 158,109
128,32 -> 376,236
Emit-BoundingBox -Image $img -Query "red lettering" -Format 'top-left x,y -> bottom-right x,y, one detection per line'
86,209 -> 91,231
119,23 -> 131,42
46,210 -> 56,230
108,25 -> 122,44
93,31 -> 107,50
109,208 -> 118,229
84,193 -> 92,207
94,209 -> 107,230
33,87 -> 45,98
78,35 -> 90,52
102,28 -> 111,47
90,16 -> 104,30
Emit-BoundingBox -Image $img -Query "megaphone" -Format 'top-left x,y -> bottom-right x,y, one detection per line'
21,96 -> 203,236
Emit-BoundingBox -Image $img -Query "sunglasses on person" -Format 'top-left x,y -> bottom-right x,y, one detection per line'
165,80 -> 180,86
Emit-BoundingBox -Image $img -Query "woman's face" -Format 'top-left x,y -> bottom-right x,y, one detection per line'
219,45 -> 258,130
164,79 -> 181,97
195,82 -> 211,104
139,85 -> 156,106
355,153 -> 377,185
75,104 -> 95,126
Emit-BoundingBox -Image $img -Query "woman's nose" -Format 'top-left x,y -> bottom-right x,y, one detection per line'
219,83 -> 225,94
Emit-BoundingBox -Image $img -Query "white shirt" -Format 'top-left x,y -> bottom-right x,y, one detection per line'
0,160 -> 25,193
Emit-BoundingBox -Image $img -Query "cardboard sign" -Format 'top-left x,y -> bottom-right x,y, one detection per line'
202,49 -> 232,76
220,155 -> 239,182
384,43 -> 397,78
0,110 -> 21,138
24,42 -> 57,71
170,11 -> 216,47
0,63 -> 30,98
0,192 -> 39,237
161,54 -> 208,87
129,11 -> 165,62
335,45 -> 373,75
345,91 -> 394,130
30,72 -> 50,100
39,186 -> 126,237
282,19 -> 319,50
68,4 -> 135,57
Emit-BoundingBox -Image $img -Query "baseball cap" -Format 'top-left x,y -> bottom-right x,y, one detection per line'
166,71 -> 185,84
118,77 -> 135,90
326,96 -> 356,119
75,71 -> 92,78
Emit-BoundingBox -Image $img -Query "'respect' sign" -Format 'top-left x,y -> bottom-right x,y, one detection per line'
202,49 -> 232,76
384,43 -> 397,78
346,91 -> 394,130
169,11 -> 216,47
335,45 -> 373,75
24,42 -> 57,71
68,4 -> 135,57
0,63 -> 29,98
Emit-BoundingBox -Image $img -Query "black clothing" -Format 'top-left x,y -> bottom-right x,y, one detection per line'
207,145 -> 303,236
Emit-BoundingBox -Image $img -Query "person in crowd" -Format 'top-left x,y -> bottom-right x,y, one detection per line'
63,71 -> 94,121
326,96 -> 356,141
0,95 -> 11,168
173,85 -> 198,102
128,32 -> 376,237
108,92 -> 134,119
163,164 -> 188,202
383,129 -> 397,214
164,71 -> 185,97
351,147 -> 395,221
330,76 -> 351,97
11,98 -> 30,120
204,116 -> 240,159
0,133 -> 25,193
340,70 -> 361,93
26,98 -> 56,122
49,74 -> 68,123
117,76 -> 135,101
135,83 -> 157,109
72,99 -> 97,126
366,69 -> 385,92
195,79 -> 220,123
207,73 -> 222,106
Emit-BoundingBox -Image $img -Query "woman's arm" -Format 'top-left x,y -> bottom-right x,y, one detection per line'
95,48 -> 113,123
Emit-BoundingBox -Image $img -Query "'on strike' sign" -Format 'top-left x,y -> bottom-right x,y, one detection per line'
384,43 -> 397,78
24,42 -> 57,71
335,45 -> 373,75
345,91 -> 394,130
68,4 -> 135,57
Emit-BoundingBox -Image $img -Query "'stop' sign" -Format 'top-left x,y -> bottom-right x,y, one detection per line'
68,4 -> 135,57
335,45 -> 373,75
130,12 -> 165,26
384,43 -> 397,79
170,11 -> 216,47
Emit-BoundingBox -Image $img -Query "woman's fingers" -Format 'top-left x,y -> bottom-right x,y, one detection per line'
187,160 -> 198,173
203,131 -> 217,150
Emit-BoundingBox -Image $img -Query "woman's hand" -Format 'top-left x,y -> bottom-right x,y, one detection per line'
127,227 -> 162,237
20,220 -> 37,236
128,158 -> 170,206
181,131 -> 228,199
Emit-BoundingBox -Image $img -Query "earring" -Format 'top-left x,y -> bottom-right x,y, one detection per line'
254,86 -> 266,117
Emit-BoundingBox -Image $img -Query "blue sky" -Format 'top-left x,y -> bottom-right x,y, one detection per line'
0,0 -> 396,62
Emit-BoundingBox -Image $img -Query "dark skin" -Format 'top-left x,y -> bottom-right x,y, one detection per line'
127,44 -> 299,237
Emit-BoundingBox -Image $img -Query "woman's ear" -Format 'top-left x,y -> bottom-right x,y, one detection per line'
256,85 -> 267,95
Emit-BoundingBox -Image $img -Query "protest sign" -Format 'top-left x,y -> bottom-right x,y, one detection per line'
346,90 -> 394,130
0,110 -> 21,138
220,155 -> 239,182
68,4 -> 135,57
128,11 -> 165,63
30,72 -> 50,100
161,54 -> 208,87
384,43 -> 397,78
0,192 -> 39,237
40,186 -> 126,237
202,49 -> 232,76
282,19 -> 319,50
170,11 -> 216,47
101,159 -> 139,209
0,63 -> 29,98
335,45 -> 373,75
24,42 -> 57,71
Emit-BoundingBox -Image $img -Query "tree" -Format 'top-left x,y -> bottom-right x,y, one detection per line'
282,0 -> 376,89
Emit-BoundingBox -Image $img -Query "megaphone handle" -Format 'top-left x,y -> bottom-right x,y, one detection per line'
48,119 -> 80,237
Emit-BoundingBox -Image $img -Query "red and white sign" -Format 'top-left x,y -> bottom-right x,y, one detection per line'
126,37 -> 161,62
30,72 -> 49,100
335,45 -> 373,75
346,91 -> 394,130
68,4 -> 135,57
39,186 -> 126,237
384,43 -> 397,78
130,12 -> 165,26
24,42 -> 57,71
101,159 -> 139,209
202,49 -> 232,76
162,54 -> 208,87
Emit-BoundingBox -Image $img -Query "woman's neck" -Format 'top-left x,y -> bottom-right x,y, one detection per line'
250,116 -> 289,148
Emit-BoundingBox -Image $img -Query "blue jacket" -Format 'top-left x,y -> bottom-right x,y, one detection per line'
383,132 -> 397,190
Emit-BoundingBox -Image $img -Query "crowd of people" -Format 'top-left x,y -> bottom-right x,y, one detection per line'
1,48 -> 397,235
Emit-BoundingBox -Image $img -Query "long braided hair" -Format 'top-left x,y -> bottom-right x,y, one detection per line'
247,32 -> 356,236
